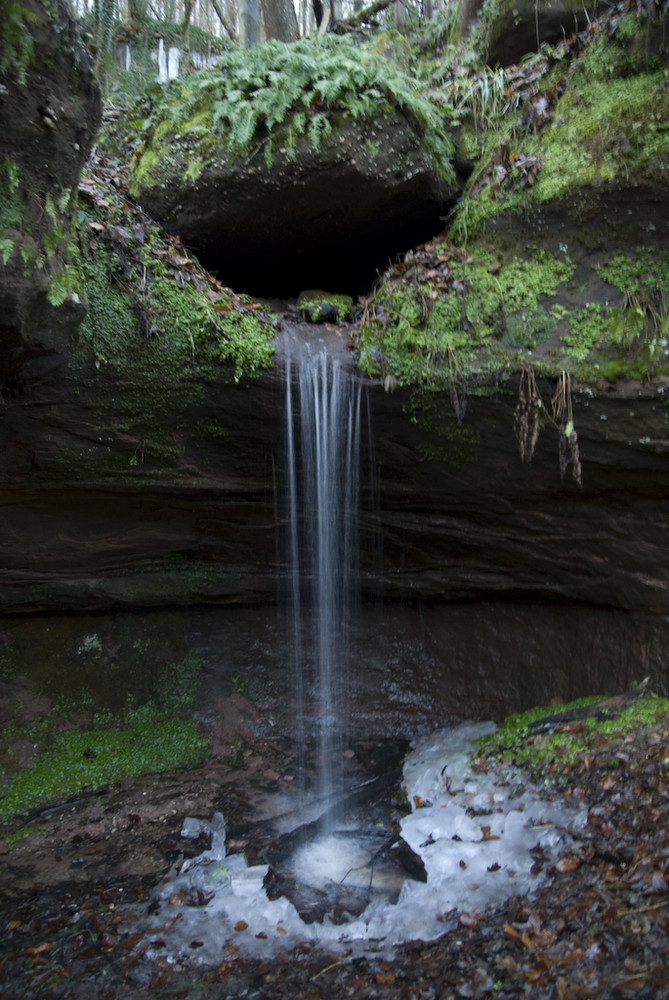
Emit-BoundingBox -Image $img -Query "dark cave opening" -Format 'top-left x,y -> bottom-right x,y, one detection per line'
188,210 -> 450,301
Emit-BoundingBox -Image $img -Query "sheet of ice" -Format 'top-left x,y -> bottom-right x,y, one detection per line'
129,723 -> 587,965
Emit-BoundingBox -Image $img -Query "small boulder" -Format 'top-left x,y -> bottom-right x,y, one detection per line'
485,0 -> 605,66
297,290 -> 353,323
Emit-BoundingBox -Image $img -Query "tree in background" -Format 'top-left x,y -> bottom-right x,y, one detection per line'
260,0 -> 299,40
125,0 -> 147,36
66,0 -> 437,58
239,0 -> 260,46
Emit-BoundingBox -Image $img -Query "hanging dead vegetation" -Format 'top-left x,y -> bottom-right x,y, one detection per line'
513,365 -> 543,464
552,371 -> 582,486
514,366 -> 582,485
447,346 -> 468,425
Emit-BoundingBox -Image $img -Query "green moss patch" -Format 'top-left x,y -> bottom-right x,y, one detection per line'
448,10 -> 669,239
74,201 -> 274,386
533,69 -> 669,204
0,618 -> 210,824
0,712 -> 208,820
557,249 -> 669,378
357,241 -> 573,386
475,694 -> 669,786
73,117 -> 276,395
297,290 -> 354,322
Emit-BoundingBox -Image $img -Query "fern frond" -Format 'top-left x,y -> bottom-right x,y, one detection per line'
143,34 -> 457,177
307,114 -> 332,150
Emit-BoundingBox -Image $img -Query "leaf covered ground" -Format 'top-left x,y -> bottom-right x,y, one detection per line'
1,700 -> 667,1000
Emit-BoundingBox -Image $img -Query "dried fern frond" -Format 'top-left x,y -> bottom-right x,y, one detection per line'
569,429 -> 582,486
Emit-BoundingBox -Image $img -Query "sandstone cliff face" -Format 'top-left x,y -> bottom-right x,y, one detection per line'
130,109 -> 461,297
0,334 -> 666,730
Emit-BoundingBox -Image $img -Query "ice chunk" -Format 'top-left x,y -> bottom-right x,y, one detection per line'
181,816 -> 209,839
210,811 -> 226,861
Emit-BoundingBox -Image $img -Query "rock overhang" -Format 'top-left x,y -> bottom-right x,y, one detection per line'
130,110 -> 465,297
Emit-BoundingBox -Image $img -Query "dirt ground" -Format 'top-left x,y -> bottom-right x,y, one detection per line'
1,699 -> 668,1000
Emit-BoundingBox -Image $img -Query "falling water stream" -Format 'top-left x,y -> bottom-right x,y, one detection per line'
284,347 -> 362,813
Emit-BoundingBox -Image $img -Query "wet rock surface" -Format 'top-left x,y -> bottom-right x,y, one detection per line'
0,323 -> 668,715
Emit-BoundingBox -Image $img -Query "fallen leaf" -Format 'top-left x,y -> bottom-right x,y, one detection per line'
26,943 -> 50,955
556,856 -> 579,874
234,920 -> 248,932
149,970 -> 170,990
503,922 -> 533,949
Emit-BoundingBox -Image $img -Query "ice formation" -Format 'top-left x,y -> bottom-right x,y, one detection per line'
130,723 -> 587,965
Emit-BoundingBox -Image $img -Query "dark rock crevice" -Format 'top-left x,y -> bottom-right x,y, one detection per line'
194,201 -> 452,299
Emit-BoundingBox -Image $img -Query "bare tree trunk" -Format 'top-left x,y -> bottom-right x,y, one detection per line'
209,0 -> 236,39
394,0 -> 405,27
311,0 -> 324,29
125,0 -> 147,37
260,0 -> 299,40
181,0 -> 193,47
334,0 -> 394,31
93,0 -> 116,87
239,0 -> 260,45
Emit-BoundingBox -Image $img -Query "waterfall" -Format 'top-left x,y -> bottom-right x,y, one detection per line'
284,348 -> 362,811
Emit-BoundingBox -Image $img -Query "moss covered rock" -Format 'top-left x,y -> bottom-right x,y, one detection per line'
484,0 -> 605,67
0,0 -> 101,383
360,3 -> 669,395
